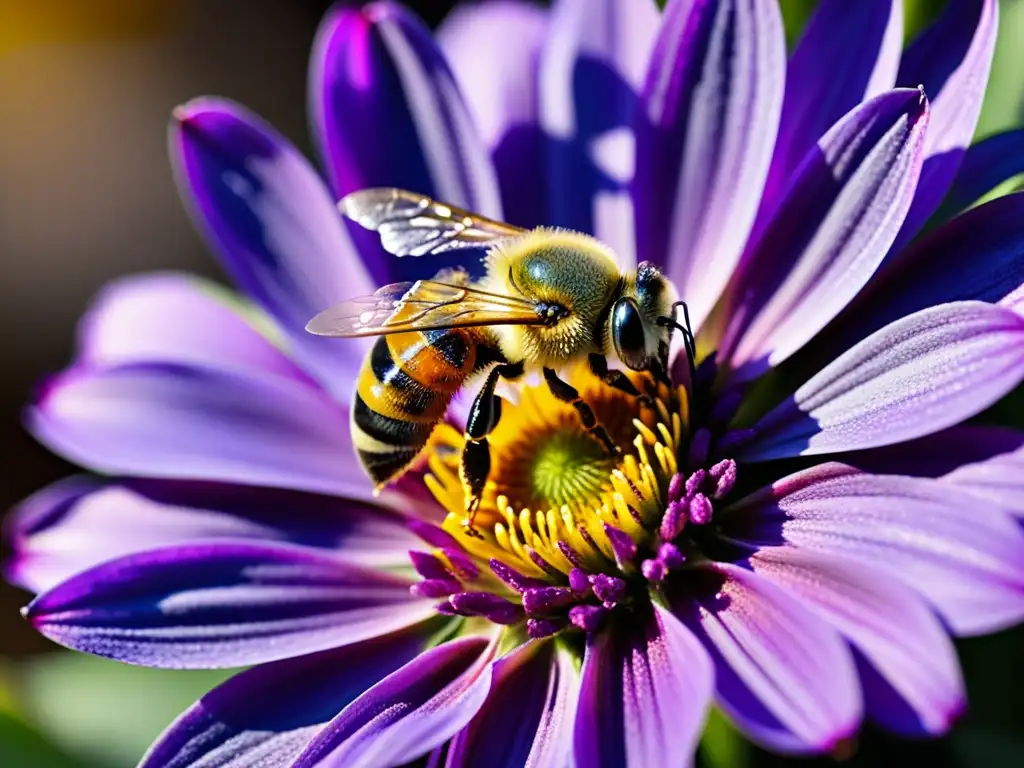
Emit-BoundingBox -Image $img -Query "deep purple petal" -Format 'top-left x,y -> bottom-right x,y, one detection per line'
293,634 -> 498,768
77,273 -> 315,385
438,1 -> 550,229
27,361 -> 370,496
738,302 -> 1024,461
820,192 -> 1024,353
447,640 -> 579,768
573,603 -> 713,768
140,625 -> 440,768
539,0 -> 660,258
749,547 -> 964,736
719,88 -> 929,378
169,99 -> 373,395
634,0 -> 785,330
310,2 -> 501,284
891,0 -> 999,251
722,463 -> 1024,635
6,477 -> 421,594
943,438 -> 1024,518
940,128 -> 1024,217
834,424 -> 1024,479
24,541 -> 433,668
670,563 -> 860,754
758,0 -> 903,219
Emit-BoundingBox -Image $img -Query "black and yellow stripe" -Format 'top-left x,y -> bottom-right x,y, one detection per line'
351,326 -> 482,487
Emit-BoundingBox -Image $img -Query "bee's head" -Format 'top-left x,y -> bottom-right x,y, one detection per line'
610,262 -> 678,374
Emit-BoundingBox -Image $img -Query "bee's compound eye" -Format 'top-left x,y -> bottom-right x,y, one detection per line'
611,298 -> 648,371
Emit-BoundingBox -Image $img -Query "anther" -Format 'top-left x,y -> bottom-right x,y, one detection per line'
527,617 -> 567,639
657,542 -> 686,569
569,604 -> 608,632
604,524 -> 638,568
667,472 -> 686,503
641,558 -> 667,582
489,559 -> 546,593
569,568 -> 592,596
442,548 -> 480,580
408,551 -> 454,581
448,592 -> 524,624
590,574 -> 627,608
659,499 -> 688,541
557,540 -> 587,570
410,579 -> 461,598
522,586 -> 578,617
708,459 -> 737,499
684,469 -> 707,499
688,493 -> 713,525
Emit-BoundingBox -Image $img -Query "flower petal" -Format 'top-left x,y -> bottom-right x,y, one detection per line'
943,438 -> 1024,518
77,272 -> 315,384
6,477 -> 420,594
816,191 -> 1024,359
140,626 -> 439,768
446,640 -> 579,768
633,0 -> 785,330
940,128 -> 1024,217
573,603 -> 712,768
27,361 -> 369,496
835,424 -> 1024,479
670,563 -> 860,754
720,88 -> 929,378
438,1 -> 550,229
891,0 -> 999,251
293,634 -> 498,768
738,301 -> 1024,461
539,0 -> 660,259
310,1 -> 502,284
169,99 -> 373,395
24,541 -> 433,668
759,0 -> 903,216
748,547 -> 964,736
722,463 -> 1024,635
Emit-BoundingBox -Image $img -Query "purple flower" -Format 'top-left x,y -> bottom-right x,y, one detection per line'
7,1 -> 1024,765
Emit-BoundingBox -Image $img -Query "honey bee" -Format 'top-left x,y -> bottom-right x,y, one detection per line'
307,188 -> 694,528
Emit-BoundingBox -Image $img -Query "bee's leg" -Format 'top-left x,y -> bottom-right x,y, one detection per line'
587,353 -> 652,407
543,367 -> 620,457
460,360 -> 525,534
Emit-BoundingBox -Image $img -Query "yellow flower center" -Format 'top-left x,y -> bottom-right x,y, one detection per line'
425,363 -> 689,585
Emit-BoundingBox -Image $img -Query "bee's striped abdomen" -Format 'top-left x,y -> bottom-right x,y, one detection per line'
352,328 -> 479,487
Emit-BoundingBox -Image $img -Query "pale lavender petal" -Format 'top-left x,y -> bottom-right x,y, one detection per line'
722,463 -> 1024,635
77,273 -> 315,384
27,361 -> 370,496
438,1 -> 550,229
634,0 -> 785,330
140,626 -> 439,768
540,0 -> 660,259
891,0 -> 999,251
447,640 -> 579,768
671,563 -> 860,754
6,478 -> 419,593
573,603 -> 712,767
310,1 -> 502,284
940,129 -> 1024,216
749,547 -> 964,736
820,192 -> 1024,354
170,99 -> 373,395
25,541 -> 435,668
943,439 -> 1024,518
720,88 -> 928,378
738,302 -> 1024,461
293,634 -> 498,768
759,0 -> 903,217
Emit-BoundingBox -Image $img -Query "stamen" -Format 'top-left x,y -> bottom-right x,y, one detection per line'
569,604 -> 608,632
522,586 -> 578,617
528,617 -> 567,639
688,493 -> 713,525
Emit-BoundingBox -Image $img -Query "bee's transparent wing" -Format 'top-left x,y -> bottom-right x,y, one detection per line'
340,188 -> 525,257
306,280 -> 548,338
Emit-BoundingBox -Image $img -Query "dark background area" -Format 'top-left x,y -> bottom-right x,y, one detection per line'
0,1 -> 1022,766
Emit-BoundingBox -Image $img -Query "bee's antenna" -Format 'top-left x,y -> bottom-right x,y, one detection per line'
657,301 -> 697,387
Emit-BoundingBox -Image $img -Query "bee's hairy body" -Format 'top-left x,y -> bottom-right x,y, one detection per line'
351,229 -> 674,488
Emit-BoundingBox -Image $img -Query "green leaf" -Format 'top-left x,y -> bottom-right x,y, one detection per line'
699,706 -> 752,768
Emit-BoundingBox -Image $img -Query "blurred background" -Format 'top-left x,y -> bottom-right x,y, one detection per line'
0,1 -> 1022,766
